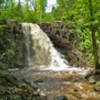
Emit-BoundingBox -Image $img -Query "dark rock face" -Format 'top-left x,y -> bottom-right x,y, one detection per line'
57,95 -> 68,100
39,21 -> 72,50
0,72 -> 40,100
89,76 -> 96,84
0,20 -> 24,69
38,96 -> 48,100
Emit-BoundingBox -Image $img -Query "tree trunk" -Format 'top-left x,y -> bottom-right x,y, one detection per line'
88,0 -> 99,69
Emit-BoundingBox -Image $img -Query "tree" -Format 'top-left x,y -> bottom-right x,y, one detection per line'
88,0 -> 99,69
53,0 -> 100,68
35,0 -> 47,22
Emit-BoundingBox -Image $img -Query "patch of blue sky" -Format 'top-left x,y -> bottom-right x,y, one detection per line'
15,0 -> 57,12
46,0 -> 57,12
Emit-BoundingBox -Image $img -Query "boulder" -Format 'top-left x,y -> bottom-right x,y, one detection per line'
57,95 -> 68,100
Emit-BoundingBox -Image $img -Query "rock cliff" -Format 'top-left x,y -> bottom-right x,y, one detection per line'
0,20 -> 90,69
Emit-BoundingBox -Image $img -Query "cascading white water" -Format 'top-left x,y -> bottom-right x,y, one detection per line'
21,23 -> 91,76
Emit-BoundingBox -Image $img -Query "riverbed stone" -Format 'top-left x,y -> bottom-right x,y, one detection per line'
57,95 -> 68,100
89,76 -> 96,84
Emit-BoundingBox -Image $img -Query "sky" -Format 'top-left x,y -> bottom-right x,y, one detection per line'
16,0 -> 57,12
46,0 -> 57,12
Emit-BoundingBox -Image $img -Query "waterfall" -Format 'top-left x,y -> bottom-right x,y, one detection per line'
21,23 -> 91,76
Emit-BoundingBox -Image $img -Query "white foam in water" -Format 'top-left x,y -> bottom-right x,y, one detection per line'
21,23 -> 91,77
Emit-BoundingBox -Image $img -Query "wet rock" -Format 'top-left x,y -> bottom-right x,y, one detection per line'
32,95 -> 47,100
34,79 -> 44,83
7,95 -> 22,100
94,81 -> 100,92
4,75 -> 18,85
0,86 -> 7,95
66,95 -> 79,100
0,63 -> 5,70
89,76 -> 96,84
57,95 -> 68,100
95,87 -> 100,92
23,79 -> 38,89
72,78 -> 80,82
95,70 -> 100,75
39,96 -> 47,100
33,91 -> 40,96
40,92 -> 46,96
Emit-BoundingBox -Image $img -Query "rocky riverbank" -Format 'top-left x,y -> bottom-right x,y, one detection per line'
0,69 -> 100,100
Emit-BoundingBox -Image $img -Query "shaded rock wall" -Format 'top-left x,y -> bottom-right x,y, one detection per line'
0,20 -> 24,69
39,21 -> 72,50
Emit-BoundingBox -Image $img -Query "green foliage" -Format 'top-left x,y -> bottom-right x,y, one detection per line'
93,81 -> 100,89
52,0 -> 100,66
0,25 -> 8,29
0,0 -> 47,23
